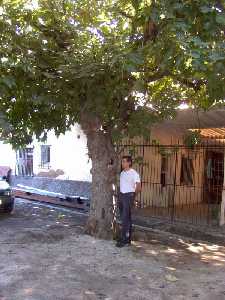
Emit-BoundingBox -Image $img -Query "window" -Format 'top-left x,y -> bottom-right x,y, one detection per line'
180,156 -> 194,185
40,145 -> 51,168
160,156 -> 168,187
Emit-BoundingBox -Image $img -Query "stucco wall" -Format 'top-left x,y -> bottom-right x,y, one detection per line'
0,142 -> 16,172
0,124 -> 92,182
120,134 -> 206,208
33,124 -> 92,182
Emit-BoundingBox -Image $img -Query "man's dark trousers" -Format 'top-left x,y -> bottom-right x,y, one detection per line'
118,192 -> 135,242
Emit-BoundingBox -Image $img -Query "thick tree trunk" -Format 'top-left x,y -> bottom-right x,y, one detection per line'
80,114 -> 118,239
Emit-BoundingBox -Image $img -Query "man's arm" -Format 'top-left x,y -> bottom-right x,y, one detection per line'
135,182 -> 141,193
134,170 -> 141,193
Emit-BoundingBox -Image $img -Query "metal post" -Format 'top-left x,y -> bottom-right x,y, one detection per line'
220,150 -> 225,226
171,141 -> 178,222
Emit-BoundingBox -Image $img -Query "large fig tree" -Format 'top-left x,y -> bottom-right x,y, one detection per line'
0,0 -> 224,238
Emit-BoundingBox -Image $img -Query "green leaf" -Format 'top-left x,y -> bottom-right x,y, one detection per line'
216,14 -> 225,25
200,6 -> 212,14
0,0 -> 224,149
1,77 -> 16,88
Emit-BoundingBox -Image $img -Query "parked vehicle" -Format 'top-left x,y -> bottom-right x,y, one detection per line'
0,167 -> 14,213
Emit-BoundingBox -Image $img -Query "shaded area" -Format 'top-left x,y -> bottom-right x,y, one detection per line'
0,199 -> 225,299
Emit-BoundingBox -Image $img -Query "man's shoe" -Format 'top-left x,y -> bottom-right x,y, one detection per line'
115,239 -> 130,248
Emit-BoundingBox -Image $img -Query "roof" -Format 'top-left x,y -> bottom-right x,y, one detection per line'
153,108 -> 225,138
191,128 -> 225,139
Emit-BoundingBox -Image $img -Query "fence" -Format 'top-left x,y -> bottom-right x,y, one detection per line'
118,139 -> 225,226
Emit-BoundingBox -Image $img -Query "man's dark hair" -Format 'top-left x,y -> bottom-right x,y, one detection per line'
122,155 -> 132,167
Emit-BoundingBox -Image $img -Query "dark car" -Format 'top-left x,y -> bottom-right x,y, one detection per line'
0,168 -> 14,213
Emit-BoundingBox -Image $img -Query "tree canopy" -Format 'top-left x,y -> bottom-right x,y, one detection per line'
0,0 -> 224,148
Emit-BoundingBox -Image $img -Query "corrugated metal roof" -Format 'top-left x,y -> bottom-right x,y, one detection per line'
191,127 -> 225,139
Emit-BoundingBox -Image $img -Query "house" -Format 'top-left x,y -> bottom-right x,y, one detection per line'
119,108 -> 225,227
0,124 -> 92,182
0,108 -> 224,227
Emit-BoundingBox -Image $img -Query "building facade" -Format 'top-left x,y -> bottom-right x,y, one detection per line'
0,124 -> 92,182
119,108 -> 225,226
0,108 -> 224,227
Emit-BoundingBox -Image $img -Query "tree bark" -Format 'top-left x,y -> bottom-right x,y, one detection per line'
80,114 -> 118,239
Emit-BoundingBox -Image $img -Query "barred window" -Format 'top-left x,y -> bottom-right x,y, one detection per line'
40,145 -> 51,168
180,156 -> 194,185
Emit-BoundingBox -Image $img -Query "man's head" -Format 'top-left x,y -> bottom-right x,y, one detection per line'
121,155 -> 132,170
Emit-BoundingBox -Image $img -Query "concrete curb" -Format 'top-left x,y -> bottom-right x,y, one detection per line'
131,223 -> 225,246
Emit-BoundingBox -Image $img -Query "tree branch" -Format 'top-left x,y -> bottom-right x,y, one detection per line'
144,20 -> 158,43
172,75 -> 207,91
145,70 -> 170,82
117,9 -> 133,19
144,68 -> 206,91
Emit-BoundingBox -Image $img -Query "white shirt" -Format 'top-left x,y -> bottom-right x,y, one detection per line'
120,168 -> 141,193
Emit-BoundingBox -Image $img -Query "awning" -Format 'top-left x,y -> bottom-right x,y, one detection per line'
191,128 -> 225,139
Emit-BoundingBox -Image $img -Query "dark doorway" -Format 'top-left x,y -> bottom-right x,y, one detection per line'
205,151 -> 224,204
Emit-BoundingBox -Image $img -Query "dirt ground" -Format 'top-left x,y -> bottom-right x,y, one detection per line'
0,199 -> 225,300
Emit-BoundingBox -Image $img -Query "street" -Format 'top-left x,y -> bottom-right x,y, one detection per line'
0,199 -> 225,300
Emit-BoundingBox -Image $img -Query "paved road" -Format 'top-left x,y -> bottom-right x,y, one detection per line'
0,198 -> 225,300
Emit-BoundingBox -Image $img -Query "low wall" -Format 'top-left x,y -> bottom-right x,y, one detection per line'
12,176 -> 91,199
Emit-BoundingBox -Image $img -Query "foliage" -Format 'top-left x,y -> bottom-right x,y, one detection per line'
0,0 -> 224,148
183,130 -> 202,148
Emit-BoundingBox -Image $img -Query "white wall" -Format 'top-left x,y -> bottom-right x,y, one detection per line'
0,124 -> 92,182
0,141 -> 16,172
33,124 -> 92,181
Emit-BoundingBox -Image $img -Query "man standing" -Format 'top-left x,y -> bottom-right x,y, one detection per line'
116,155 -> 141,247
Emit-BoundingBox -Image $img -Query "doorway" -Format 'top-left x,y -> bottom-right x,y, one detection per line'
205,151 -> 224,204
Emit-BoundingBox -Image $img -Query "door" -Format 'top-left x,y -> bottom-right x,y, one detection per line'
205,151 -> 224,204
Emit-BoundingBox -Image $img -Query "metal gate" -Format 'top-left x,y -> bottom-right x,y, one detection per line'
118,140 -> 225,226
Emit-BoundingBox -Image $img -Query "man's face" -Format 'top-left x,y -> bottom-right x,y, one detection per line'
122,158 -> 130,170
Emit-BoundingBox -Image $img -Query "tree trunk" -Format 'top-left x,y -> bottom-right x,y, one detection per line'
80,114 -> 118,239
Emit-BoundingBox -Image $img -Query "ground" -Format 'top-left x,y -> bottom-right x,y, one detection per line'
0,199 -> 225,300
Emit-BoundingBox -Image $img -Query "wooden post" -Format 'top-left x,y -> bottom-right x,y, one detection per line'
219,153 -> 225,226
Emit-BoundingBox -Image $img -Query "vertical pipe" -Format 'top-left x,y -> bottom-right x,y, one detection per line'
171,140 -> 178,222
219,145 -> 225,226
140,142 -> 145,208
